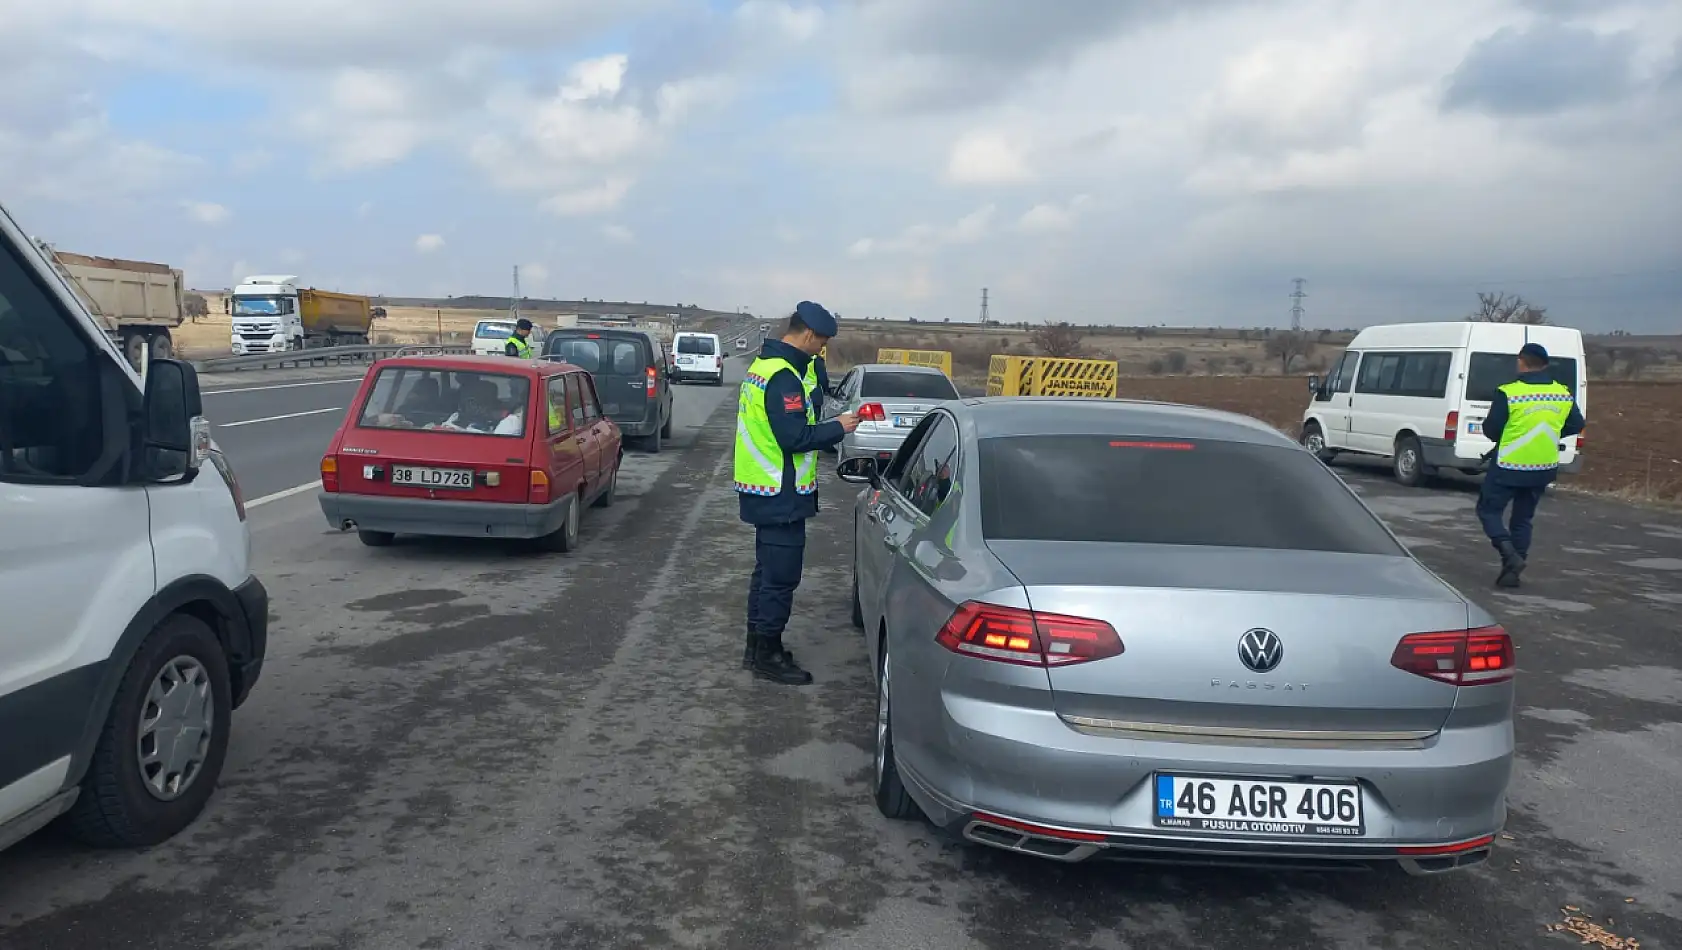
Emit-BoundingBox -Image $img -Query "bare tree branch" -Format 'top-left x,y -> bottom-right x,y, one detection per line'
1470,291 -> 1548,324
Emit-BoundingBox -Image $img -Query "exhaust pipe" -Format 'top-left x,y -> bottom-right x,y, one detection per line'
962,814 -> 1104,862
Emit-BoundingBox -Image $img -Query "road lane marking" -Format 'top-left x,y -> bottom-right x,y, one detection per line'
203,377 -> 365,395
217,407 -> 343,427
246,481 -> 320,509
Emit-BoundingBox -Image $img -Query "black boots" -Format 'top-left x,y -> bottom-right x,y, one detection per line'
750,634 -> 813,686
742,624 -> 797,670
1495,541 -> 1526,588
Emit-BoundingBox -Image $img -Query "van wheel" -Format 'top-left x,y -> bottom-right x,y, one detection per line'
66,614 -> 232,847
1394,436 -> 1429,487
1301,422 -> 1336,463
873,637 -> 921,821
539,496 -> 580,552
593,461 -> 618,508
357,529 -> 395,547
660,411 -> 674,440
644,427 -> 662,454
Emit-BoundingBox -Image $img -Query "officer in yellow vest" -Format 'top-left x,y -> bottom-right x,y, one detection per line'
736,301 -> 858,685
1476,342 -> 1584,588
504,318 -> 535,358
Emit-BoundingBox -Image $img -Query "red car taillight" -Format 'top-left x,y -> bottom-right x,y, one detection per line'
1390,626 -> 1514,685
1444,410 -> 1459,441
857,403 -> 886,422
935,602 -> 1124,668
529,468 -> 551,504
320,456 -> 339,493
646,365 -> 658,397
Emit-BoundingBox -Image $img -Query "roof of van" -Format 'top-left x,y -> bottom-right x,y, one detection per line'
1347,321 -> 1584,352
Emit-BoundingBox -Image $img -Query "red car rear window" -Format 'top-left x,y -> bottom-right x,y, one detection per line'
356,366 -> 532,438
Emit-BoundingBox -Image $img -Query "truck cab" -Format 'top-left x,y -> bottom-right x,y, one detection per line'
230,274 -> 304,354
1,198 -> 268,855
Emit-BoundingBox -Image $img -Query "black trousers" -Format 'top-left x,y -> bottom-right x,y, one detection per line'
1476,479 -> 1546,558
747,521 -> 807,638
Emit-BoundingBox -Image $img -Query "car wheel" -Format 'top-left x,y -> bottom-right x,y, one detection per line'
851,556 -> 865,630
1301,422 -> 1336,463
874,637 -> 921,822
1394,435 -> 1428,488
539,495 -> 580,552
357,529 -> 395,547
66,613 -> 232,847
660,410 -> 674,440
593,459 -> 618,508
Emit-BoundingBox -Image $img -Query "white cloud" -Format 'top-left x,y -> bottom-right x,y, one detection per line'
850,205 -> 997,257
602,224 -> 635,244
415,233 -> 445,253
1017,195 -> 1092,233
541,178 -> 635,217
945,130 -> 1033,184
182,200 -> 230,224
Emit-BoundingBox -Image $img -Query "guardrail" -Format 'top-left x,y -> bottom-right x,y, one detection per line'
194,344 -> 473,374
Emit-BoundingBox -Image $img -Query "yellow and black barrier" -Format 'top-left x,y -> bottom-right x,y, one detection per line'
876,347 -> 954,375
984,355 -> 1117,398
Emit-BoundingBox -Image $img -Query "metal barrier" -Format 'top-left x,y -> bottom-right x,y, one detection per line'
194,344 -> 472,374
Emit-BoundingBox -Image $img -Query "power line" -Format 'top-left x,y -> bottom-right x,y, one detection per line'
1289,278 -> 1307,331
979,287 -> 989,325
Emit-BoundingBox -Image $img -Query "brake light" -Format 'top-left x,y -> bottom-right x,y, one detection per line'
936,602 -> 1123,667
646,365 -> 658,396
1444,410 -> 1459,441
1575,424 -> 1585,448
857,403 -> 886,422
529,468 -> 550,504
320,456 -> 339,493
1390,626 -> 1513,686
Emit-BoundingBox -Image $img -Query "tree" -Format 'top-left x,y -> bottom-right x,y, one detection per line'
1586,350 -> 1614,378
183,292 -> 209,321
1233,356 -> 1254,375
1264,330 -> 1316,374
1030,320 -> 1086,358
1470,291 -> 1547,325
1206,356 -> 1227,375
1164,349 -> 1188,374
1146,357 -> 1166,375
1621,348 -> 1658,379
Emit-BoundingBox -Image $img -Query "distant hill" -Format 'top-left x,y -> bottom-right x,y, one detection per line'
371,296 -> 748,324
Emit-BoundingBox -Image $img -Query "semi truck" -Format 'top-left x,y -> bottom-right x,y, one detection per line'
39,244 -> 186,369
228,275 -> 375,354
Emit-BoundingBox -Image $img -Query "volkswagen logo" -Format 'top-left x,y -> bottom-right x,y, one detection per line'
1238,628 -> 1284,673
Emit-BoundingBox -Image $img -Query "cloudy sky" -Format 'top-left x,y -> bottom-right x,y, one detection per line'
4,0 -> 1680,331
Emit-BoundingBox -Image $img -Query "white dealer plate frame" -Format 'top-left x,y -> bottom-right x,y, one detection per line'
1153,774 -> 1365,837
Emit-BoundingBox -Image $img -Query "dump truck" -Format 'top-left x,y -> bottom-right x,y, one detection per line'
40,244 -> 186,369
228,275 -> 374,354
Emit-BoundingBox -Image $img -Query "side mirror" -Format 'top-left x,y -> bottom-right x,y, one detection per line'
838,456 -> 879,485
1307,375 -> 1322,393
140,359 -> 207,481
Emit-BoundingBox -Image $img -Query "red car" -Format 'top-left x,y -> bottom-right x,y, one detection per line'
318,354 -> 622,551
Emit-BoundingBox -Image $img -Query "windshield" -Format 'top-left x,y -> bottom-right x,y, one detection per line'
475,322 -> 515,340
544,336 -> 646,375
677,336 -> 716,355
231,295 -> 286,316
356,367 -> 531,437
978,435 -> 1404,555
1465,351 -> 1579,402
861,371 -> 959,400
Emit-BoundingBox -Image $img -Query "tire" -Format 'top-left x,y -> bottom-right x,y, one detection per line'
644,426 -> 662,454
593,459 -> 618,508
357,529 -> 395,547
660,409 -> 674,440
66,613 -> 232,847
851,561 -> 865,630
1301,422 -> 1335,463
874,637 -> 921,822
123,333 -> 146,370
538,495 -> 580,553
148,333 -> 173,362
1393,435 -> 1429,488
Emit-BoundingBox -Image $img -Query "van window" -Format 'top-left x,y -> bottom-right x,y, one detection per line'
1465,351 -> 1579,402
0,240 -> 107,482
357,367 -> 530,437
548,338 -> 602,373
1354,351 -> 1451,398
1327,350 -> 1359,393
475,322 -> 514,340
677,336 -> 716,355
608,340 -> 644,375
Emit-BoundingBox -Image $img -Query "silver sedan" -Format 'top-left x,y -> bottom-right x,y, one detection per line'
820,364 -> 959,469
839,397 -> 1514,875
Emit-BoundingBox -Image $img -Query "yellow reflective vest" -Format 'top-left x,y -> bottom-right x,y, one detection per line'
1494,379 -> 1573,472
734,356 -> 817,496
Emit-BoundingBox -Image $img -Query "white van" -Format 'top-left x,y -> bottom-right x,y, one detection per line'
0,200 -> 267,854
471,319 -> 544,357
672,331 -> 724,385
1301,321 -> 1586,486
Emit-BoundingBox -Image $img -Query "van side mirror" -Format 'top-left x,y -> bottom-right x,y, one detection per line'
140,359 -> 207,481
1307,374 -> 1322,393
838,456 -> 879,485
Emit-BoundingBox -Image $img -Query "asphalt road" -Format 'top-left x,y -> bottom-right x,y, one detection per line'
2,361 -> 1679,950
